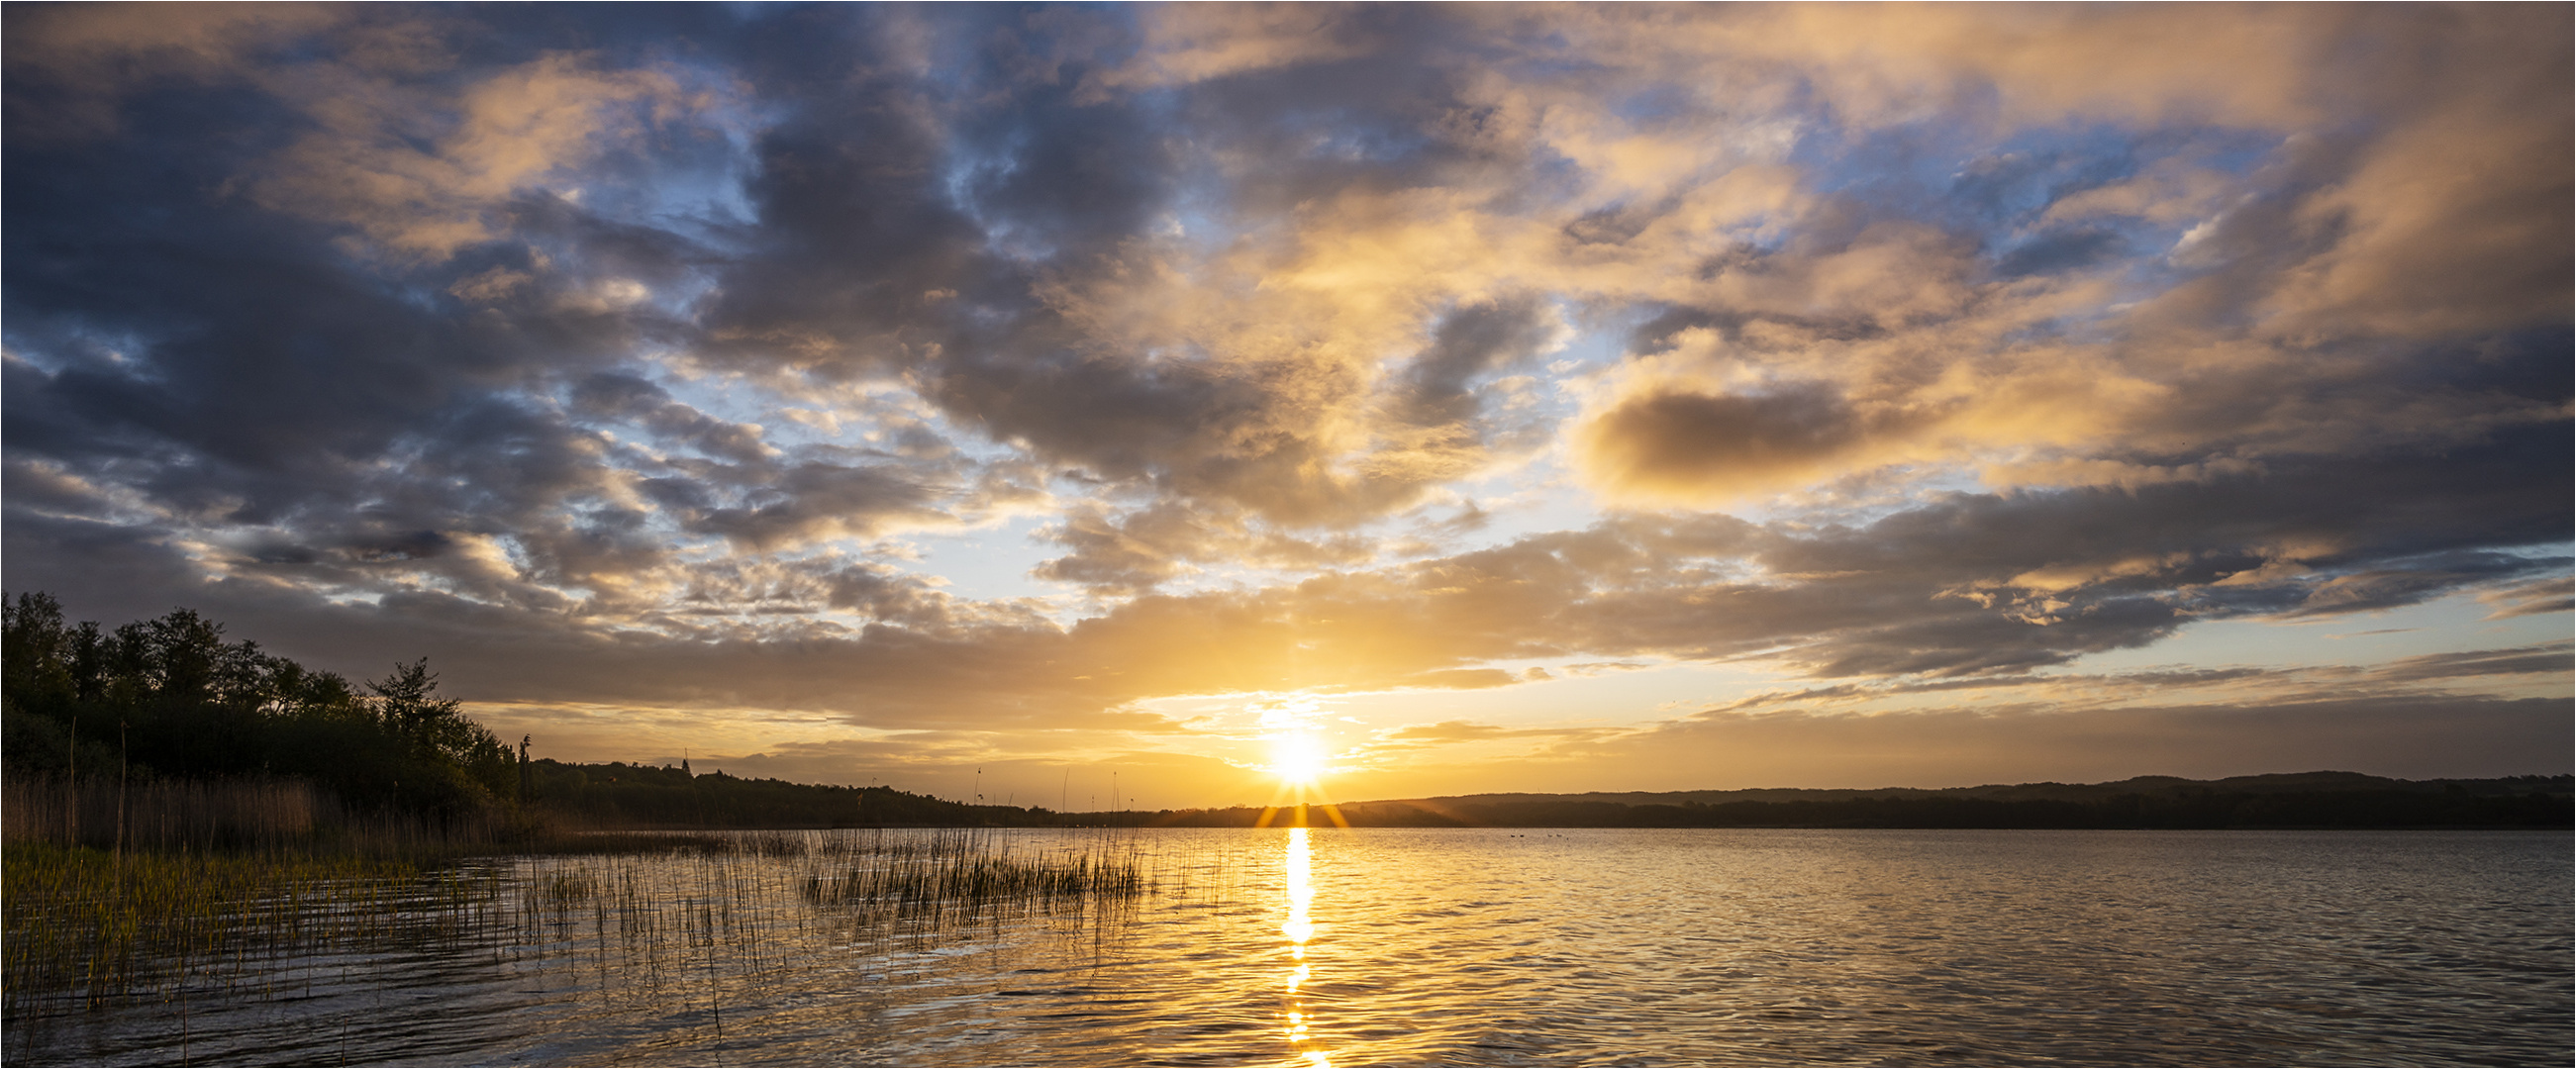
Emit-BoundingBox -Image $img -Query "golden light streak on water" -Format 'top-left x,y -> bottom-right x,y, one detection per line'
1283,827 -> 1316,949
1279,826 -> 1332,1068
6,829 -> 2567,1065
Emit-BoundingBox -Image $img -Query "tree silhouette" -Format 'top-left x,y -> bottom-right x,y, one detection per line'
4,593 -> 521,819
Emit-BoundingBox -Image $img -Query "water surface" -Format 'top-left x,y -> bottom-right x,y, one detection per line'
10,827 -> 2568,1066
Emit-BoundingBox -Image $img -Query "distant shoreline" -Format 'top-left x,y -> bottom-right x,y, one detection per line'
578,822 -> 2570,832
518,767 -> 2570,832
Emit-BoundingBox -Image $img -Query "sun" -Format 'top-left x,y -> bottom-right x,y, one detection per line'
1268,732 -> 1329,786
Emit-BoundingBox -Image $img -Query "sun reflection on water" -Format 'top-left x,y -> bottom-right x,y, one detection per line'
1280,826 -> 1332,1068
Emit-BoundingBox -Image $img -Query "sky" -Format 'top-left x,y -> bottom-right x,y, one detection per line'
4,3 -> 2569,811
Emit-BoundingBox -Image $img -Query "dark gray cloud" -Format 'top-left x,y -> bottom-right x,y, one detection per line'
3,4 -> 2565,791
1579,384 -> 1878,499
2372,643 -> 2576,684
1589,694 -> 2576,787
1397,299 -> 1556,422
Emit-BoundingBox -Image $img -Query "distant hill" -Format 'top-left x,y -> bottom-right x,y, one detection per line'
524,758 -> 1055,828
525,766 -> 2572,830
1310,772 -> 2574,829
1361,770 -> 2569,809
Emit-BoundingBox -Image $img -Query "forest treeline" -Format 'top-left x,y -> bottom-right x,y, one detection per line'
521,759 -> 1040,828
3,593 -> 515,818
6,595 -> 2568,835
0,594 -> 1019,835
0,594 -> 1061,835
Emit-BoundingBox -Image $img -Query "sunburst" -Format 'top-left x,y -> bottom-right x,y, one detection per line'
1268,731 -> 1329,787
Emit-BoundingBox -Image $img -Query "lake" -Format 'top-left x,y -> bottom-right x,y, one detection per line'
7,827 -> 2568,1066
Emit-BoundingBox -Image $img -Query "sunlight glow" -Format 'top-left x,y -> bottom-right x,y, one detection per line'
1252,714 -> 1351,829
1269,732 -> 1329,786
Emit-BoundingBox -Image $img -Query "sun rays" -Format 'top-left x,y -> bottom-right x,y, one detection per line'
1253,722 -> 1347,828
1268,731 -> 1328,787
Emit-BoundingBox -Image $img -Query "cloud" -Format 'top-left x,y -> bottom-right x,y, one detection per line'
250,53 -> 709,259
2478,577 -> 2576,621
1577,382 -> 1889,503
2372,643 -> 2575,684
679,462 -> 948,553
1034,500 -> 1378,596
3,5 -> 2565,796
1606,694 -> 2574,788
1082,3 -> 1393,95
1392,669 -> 1522,691
1384,721 -> 1514,743
2,2 -> 345,138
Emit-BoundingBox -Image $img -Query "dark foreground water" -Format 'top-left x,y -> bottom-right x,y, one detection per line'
9,827 -> 2569,1066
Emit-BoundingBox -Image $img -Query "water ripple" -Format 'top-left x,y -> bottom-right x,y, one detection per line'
8,828 -> 2568,1066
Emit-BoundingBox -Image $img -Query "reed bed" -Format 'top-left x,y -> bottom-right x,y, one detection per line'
799,830 -> 1146,910
3,826 -> 1166,1038
7,775 -> 326,854
0,843 -> 501,1015
1,774 -> 569,858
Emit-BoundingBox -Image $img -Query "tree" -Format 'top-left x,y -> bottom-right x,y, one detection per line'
370,658 -> 461,742
5,594 -> 525,821
369,658 -> 516,805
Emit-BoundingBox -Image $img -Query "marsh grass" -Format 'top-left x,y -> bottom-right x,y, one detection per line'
2,823 -> 1167,1055
3,773 -> 562,858
0,843 -> 497,1016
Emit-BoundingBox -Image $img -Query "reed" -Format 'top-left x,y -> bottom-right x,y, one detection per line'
797,828 -> 1148,912
1,773 -> 751,863
3,826 -> 1160,1034
0,842 -> 492,1015
9,774 -> 468,859
6,775 -> 325,855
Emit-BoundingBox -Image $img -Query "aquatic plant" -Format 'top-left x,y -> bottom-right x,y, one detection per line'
0,826 -> 1165,1044
0,842 -> 497,1016
796,828 -> 1149,912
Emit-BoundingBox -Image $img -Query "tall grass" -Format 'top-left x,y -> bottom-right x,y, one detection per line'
1,774 -> 568,858
0,843 -> 498,1014
2,825 -> 1160,1037
797,828 -> 1147,913
6,775 -> 320,854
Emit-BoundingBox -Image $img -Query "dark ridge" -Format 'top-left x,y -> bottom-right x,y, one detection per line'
1288,772 -> 2572,829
